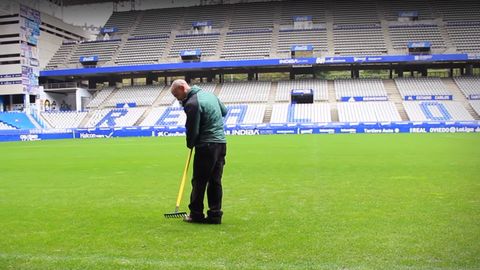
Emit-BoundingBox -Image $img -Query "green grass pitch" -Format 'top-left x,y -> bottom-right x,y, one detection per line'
0,134 -> 479,269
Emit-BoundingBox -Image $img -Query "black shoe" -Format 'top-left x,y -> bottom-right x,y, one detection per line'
183,215 -> 206,224
205,216 -> 222,224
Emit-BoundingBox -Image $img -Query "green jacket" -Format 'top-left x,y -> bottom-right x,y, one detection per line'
182,86 -> 227,149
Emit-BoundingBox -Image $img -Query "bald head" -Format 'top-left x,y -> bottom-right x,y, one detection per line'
170,79 -> 191,101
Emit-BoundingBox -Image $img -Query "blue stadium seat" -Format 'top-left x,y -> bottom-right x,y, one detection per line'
0,112 -> 36,130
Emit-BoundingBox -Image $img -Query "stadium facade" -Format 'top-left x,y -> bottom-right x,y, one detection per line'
1,0 -> 480,141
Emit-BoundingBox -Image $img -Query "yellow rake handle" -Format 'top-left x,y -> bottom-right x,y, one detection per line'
175,148 -> 193,212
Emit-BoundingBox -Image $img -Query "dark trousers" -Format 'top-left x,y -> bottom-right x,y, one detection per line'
189,143 -> 226,220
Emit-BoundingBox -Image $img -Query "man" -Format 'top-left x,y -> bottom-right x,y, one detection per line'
170,79 -> 227,224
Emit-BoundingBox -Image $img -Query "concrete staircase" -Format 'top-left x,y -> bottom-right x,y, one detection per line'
442,78 -> 480,120
327,80 -> 339,122
324,1 -> 335,55
214,9 -> 233,60
262,82 -> 278,123
436,19 -> 456,53
213,83 -> 223,96
99,87 -> 119,109
269,5 -> 281,58
160,30 -> 178,62
383,79 -> 409,121
152,85 -> 171,107
380,20 -> 395,55
134,107 -> 151,126
79,110 -> 95,128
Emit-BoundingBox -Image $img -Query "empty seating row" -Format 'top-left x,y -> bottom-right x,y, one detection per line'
389,24 -> 446,50
394,78 -> 452,98
470,100 -> 480,116
332,0 -> 380,24
276,80 -> 328,101
454,76 -> 480,99
218,81 -> 271,103
337,102 -> 401,122
169,34 -> 220,58
41,111 -> 87,129
68,40 -> 121,65
333,25 -> 387,55
116,37 -> 169,65
445,21 -> 480,53
403,101 -> 474,121
86,87 -> 115,108
335,79 -> 387,100
131,8 -> 183,36
277,29 -> 328,56
157,83 -> 216,105
86,108 -> 145,128
0,112 -> 36,129
104,85 -> 163,107
270,103 -> 331,123
141,104 -> 266,126
221,31 -> 272,60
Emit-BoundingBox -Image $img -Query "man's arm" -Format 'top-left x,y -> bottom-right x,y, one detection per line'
218,98 -> 227,117
184,100 -> 200,149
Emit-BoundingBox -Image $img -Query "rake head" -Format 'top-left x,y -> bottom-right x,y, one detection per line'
164,211 -> 188,219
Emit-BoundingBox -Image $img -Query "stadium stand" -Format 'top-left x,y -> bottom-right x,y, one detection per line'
445,21 -> 480,53
44,0 -> 480,65
277,28 -> 328,57
168,33 -> 220,60
224,104 -> 266,125
156,83 -> 216,106
229,2 -> 274,31
103,85 -> 162,107
115,36 -> 169,65
279,0 -> 326,25
337,102 -> 401,122
276,80 -> 328,102
181,4 -> 229,30
45,42 -> 77,70
332,0 -> 380,24
29,0 -> 480,134
103,10 -> 138,35
335,79 -> 388,101
140,102 -> 265,127
86,108 -> 145,128
389,24 -> 446,52
403,101 -> 474,121
382,0 -> 434,21
41,111 -> 87,129
0,112 -> 37,130
433,0 -> 480,22
68,39 -> 121,66
221,30 -> 273,60
470,100 -> 480,116
141,106 -> 186,127
394,78 -> 452,99
131,8 -> 184,37
333,24 -> 387,56
270,103 -> 331,123
453,76 -> 480,99
0,121 -> 17,130
218,81 -> 270,103
86,87 -> 115,108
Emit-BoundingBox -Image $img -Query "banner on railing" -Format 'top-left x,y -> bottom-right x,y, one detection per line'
1,121 -> 479,142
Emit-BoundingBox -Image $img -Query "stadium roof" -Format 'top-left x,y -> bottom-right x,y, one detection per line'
50,0 -> 129,6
